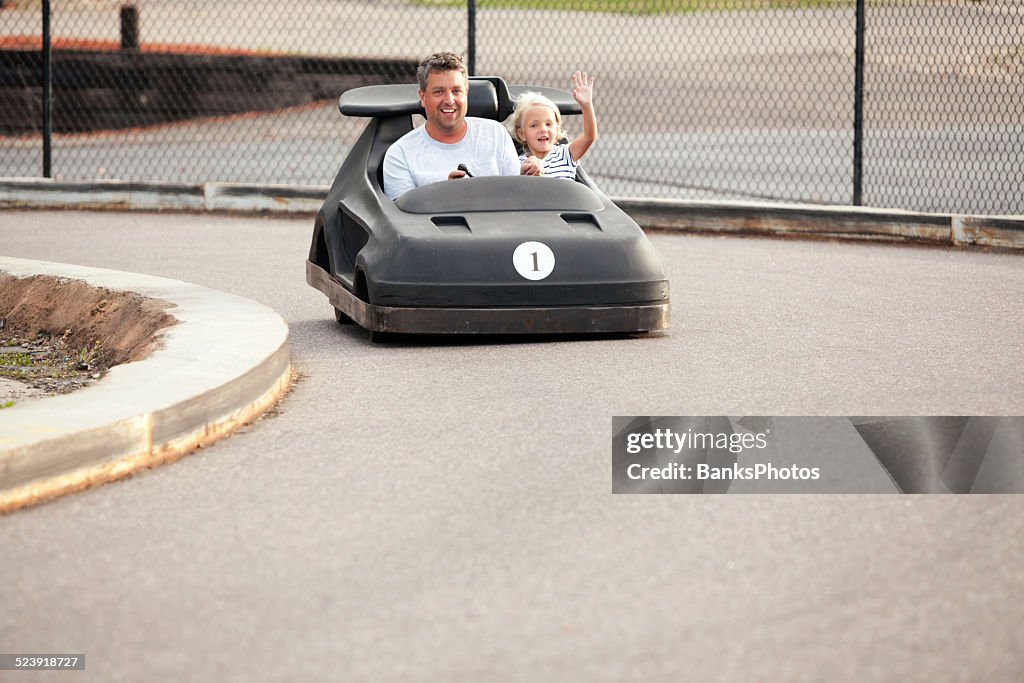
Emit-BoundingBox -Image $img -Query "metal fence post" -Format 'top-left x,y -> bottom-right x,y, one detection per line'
120,4 -> 140,51
42,0 -> 52,178
852,0 -> 865,206
467,0 -> 476,76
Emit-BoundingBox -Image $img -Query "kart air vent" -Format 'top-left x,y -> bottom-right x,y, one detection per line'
561,213 -> 602,232
431,215 -> 471,233
339,202 -> 370,270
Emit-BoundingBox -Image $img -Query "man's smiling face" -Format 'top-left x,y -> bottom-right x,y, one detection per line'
419,69 -> 469,142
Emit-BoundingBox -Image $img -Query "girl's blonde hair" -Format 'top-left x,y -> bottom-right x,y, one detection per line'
510,91 -> 563,145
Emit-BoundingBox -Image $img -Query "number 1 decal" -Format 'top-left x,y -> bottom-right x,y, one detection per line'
513,242 -> 555,280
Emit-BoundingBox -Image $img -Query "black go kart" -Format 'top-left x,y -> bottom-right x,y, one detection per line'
306,76 -> 670,341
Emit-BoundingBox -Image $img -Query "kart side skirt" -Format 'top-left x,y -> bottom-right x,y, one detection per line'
306,260 -> 669,335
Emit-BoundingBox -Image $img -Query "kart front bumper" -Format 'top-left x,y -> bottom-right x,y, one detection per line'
307,260 -> 670,335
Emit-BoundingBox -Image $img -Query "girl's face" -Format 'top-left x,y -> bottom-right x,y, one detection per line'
517,104 -> 559,158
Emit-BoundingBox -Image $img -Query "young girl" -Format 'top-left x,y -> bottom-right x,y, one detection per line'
512,71 -> 598,180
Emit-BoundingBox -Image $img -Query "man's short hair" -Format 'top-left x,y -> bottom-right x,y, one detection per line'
417,52 -> 468,91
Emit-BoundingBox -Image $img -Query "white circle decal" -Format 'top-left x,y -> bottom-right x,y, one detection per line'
512,241 -> 555,281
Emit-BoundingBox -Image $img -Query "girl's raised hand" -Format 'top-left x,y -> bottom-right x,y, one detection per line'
571,71 -> 595,106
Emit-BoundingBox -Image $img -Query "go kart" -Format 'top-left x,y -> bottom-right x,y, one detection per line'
306,76 -> 670,340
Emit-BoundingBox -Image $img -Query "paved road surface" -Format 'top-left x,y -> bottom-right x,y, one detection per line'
1,210 -> 1023,680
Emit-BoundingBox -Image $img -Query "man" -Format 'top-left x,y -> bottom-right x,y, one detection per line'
383,52 -> 541,200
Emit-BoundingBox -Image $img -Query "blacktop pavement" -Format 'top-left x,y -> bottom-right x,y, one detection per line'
1,176 -> 1023,512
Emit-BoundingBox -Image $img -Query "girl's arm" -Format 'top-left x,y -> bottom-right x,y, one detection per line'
568,71 -> 598,163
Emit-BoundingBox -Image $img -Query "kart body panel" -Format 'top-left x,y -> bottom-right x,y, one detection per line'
306,77 -> 670,336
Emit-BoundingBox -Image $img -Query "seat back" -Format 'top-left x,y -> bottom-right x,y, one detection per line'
370,116 -> 414,189
466,79 -> 499,119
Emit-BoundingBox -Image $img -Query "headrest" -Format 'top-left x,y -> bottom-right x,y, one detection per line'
507,86 -> 581,116
466,80 -> 498,118
340,77 -> 580,121
339,79 -> 502,119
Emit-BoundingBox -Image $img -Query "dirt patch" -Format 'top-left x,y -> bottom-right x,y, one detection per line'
0,273 -> 178,403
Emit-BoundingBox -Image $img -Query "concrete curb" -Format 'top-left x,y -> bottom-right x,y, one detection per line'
616,198 -> 1024,251
0,256 -> 291,513
0,178 -> 325,215
3,177 -> 1023,250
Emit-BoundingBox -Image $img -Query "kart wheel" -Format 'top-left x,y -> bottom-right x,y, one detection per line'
334,307 -> 355,324
369,330 -> 395,343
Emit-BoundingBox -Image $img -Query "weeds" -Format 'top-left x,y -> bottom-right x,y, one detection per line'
0,332 -> 108,394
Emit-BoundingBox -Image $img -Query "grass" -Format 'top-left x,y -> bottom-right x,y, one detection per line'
418,0 -> 857,13
0,352 -> 33,368
0,339 -> 106,386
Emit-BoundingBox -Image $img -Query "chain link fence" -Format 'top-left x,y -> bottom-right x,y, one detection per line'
1,1 -> 1021,214
862,2 -> 1022,213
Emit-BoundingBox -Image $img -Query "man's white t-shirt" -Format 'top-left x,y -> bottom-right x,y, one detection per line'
383,118 -> 520,200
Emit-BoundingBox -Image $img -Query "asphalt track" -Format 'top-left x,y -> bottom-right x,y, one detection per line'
1,209 -> 1023,680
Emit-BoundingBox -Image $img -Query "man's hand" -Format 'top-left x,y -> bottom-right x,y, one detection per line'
520,157 -> 543,176
448,168 -> 469,180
